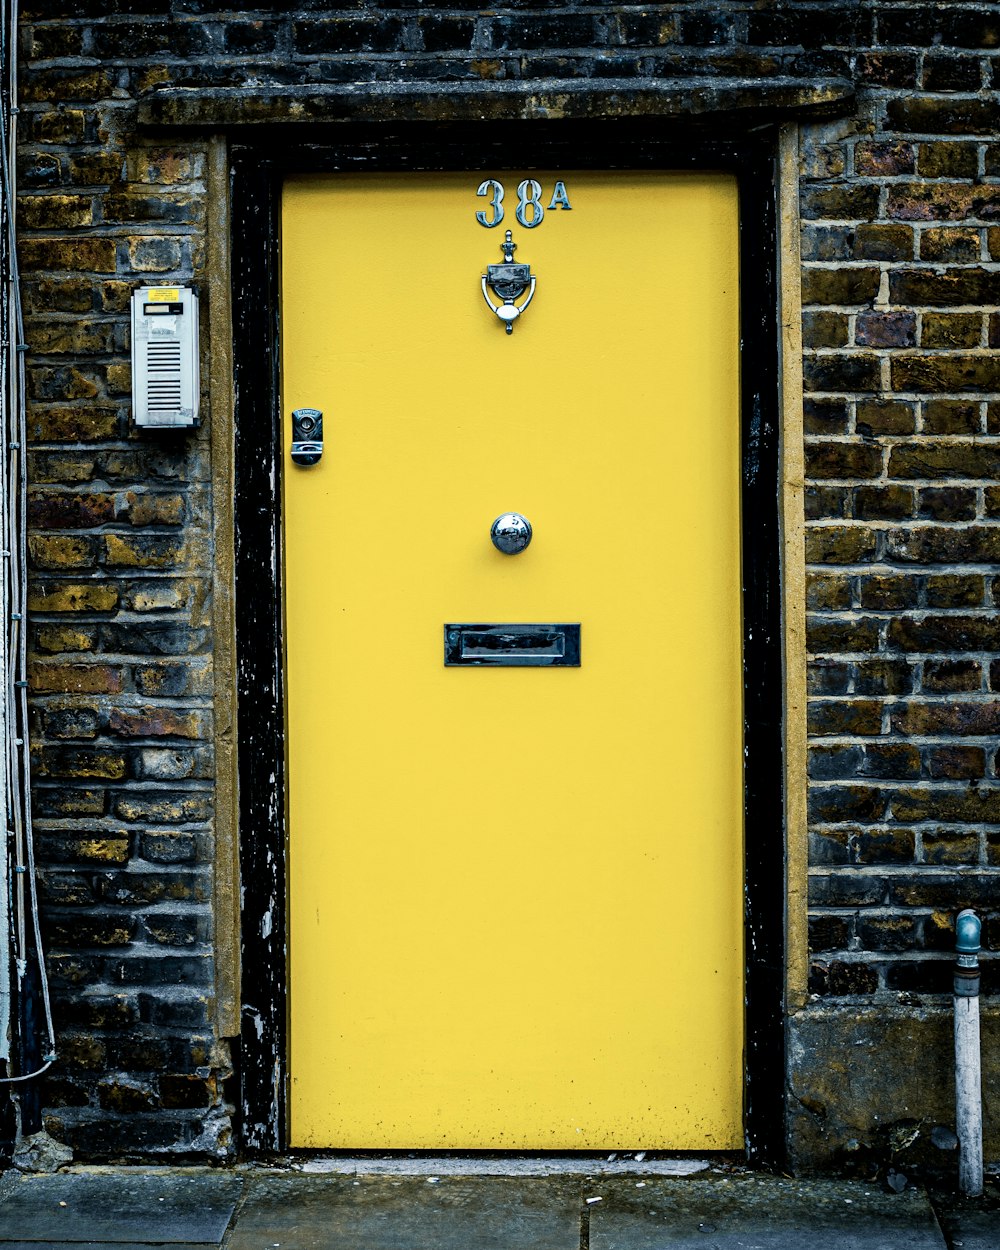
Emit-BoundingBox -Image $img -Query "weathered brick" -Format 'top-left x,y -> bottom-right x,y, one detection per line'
108,707 -> 206,739
28,406 -> 121,443
917,141 -> 979,179
805,526 -> 877,564
43,706 -> 100,739
30,663 -> 124,694
805,484 -> 849,520
860,743 -> 921,780
36,746 -> 126,781
801,184 -> 882,221
890,786 -> 999,824
887,96 -> 1000,136
922,398 -> 982,433
809,744 -> 863,779
888,443 -> 1000,479
801,267 -> 881,306
854,140 -> 914,177
28,582 -> 118,613
809,785 -> 886,823
889,268 -> 1000,306
924,659 -> 982,692
98,1080 -> 157,1114
854,51 -> 917,89
808,660 -> 851,695
35,624 -> 98,653
114,792 -> 213,824
854,658 -> 914,696
854,223 -> 913,261
856,311 -> 916,348
809,960 -> 879,995
807,700 -> 882,736
917,487 -> 977,521
922,55 -> 983,93
856,400 -> 915,436
803,310 -> 849,348
104,533 -> 187,569
921,314 -> 983,351
805,441 -> 883,480
40,835 -> 128,865
853,485 -> 914,521
26,109 -> 86,145
804,353 -> 881,393
850,835 -> 915,865
806,573 -> 852,611
856,916 -> 920,953
888,615 -> 1000,653
926,745 -> 986,780
925,573 -> 985,608
919,226 -> 982,263
18,236 -> 117,272
804,397 -> 850,435
858,574 -> 918,611
890,702 -> 1000,735
809,915 -> 851,953
29,533 -> 98,569
18,194 -> 94,230
924,831 -> 981,866
806,617 -> 880,654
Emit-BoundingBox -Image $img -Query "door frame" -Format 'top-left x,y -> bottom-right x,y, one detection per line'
230,121 -> 786,1165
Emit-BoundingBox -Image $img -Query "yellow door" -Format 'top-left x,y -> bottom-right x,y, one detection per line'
282,171 -> 743,1150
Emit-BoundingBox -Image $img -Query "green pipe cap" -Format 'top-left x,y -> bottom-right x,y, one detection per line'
956,908 -> 981,955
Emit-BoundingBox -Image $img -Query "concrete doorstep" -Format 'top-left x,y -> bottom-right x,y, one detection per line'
0,1163 -> 992,1249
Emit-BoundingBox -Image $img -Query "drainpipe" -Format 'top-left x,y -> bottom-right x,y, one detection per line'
954,908 -> 983,1198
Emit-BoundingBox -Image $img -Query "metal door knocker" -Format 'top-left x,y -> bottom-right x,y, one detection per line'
482,230 -> 536,334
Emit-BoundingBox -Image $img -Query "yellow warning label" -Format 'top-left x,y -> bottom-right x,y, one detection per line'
147,287 -> 180,302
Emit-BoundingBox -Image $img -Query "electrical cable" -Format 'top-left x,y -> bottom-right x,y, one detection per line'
0,0 -> 58,1084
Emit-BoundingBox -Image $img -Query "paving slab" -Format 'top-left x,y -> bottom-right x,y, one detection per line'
0,1244 -> 215,1250
228,1175 -> 582,1250
588,1175 -> 947,1250
0,1172 -> 243,1245
934,1206 -> 1000,1250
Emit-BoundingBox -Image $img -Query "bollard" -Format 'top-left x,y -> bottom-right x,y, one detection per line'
954,908 -> 983,1198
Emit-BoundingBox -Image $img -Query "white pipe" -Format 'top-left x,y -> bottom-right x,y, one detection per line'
955,995 -> 983,1197
954,908 -> 983,1198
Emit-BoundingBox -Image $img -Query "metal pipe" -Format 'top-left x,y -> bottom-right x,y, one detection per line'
954,908 -> 983,1198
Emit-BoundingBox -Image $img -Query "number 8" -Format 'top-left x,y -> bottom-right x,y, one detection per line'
515,179 -> 544,228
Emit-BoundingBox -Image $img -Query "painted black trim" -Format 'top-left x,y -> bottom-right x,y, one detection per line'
231,150 -> 286,1152
232,120 -> 786,1166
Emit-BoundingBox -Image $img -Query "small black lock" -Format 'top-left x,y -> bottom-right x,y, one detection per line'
291,408 -> 323,467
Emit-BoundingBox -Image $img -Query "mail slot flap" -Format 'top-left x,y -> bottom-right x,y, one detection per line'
445,623 -> 580,667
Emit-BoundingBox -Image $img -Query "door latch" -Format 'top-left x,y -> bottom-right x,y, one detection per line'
291,408 -> 323,466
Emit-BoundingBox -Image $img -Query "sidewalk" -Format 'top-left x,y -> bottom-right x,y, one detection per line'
0,1159 -> 992,1249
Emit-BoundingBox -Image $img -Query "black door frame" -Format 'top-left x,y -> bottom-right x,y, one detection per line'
230,119 -> 786,1165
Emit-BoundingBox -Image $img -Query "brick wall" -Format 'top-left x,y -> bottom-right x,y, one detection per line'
14,0 -> 1000,1162
799,11 -> 1000,1001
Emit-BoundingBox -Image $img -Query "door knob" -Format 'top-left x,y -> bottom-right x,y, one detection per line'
491,513 -> 532,555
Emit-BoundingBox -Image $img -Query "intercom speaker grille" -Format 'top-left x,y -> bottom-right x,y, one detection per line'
145,340 -> 183,411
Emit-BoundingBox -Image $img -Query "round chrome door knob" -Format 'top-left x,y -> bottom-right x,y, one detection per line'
491,512 -> 532,555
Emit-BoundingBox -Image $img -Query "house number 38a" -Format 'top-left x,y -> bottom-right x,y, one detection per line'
476,179 -> 572,228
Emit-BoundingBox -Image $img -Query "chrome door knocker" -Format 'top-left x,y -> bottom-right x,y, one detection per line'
482,230 -> 536,334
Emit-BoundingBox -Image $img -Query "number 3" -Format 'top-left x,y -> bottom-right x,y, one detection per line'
476,179 -> 505,228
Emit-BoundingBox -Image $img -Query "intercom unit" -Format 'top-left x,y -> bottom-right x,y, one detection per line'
130,286 -> 200,428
